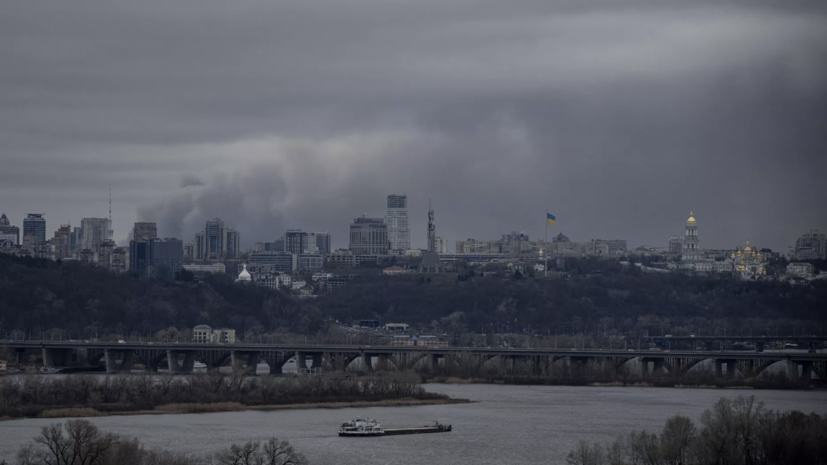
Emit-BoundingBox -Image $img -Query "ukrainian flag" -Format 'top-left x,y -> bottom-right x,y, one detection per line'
546,213 -> 556,225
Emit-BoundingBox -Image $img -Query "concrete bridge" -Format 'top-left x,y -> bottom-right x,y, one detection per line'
4,341 -> 826,380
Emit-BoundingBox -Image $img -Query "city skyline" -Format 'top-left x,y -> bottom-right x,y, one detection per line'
2,1 -> 825,254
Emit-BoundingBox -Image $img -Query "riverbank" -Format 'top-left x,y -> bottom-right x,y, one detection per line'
424,375 -> 824,390
0,397 -> 472,422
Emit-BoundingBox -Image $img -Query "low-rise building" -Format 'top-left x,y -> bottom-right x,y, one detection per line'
391,335 -> 415,347
416,335 -> 449,348
787,262 -> 815,278
384,323 -> 409,333
192,325 -> 236,344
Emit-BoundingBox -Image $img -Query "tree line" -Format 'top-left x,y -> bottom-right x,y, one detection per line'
6,419 -> 307,465
2,253 -> 825,340
565,395 -> 827,465
0,371 -> 440,419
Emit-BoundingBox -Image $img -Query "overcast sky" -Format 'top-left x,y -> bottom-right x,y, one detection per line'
2,0 -> 825,252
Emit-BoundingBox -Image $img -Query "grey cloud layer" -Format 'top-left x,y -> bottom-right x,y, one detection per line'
1,0 -> 825,250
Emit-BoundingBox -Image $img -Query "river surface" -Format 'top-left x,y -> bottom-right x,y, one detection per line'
1,384 -> 826,464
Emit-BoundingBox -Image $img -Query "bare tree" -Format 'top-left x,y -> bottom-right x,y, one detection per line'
262,438 -> 308,465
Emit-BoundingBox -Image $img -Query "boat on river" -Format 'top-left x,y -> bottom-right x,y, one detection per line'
338,418 -> 452,437
338,418 -> 384,436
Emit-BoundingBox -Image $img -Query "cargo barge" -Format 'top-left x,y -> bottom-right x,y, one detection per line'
338,418 -> 451,437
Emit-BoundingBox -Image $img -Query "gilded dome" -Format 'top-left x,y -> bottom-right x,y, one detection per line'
687,211 -> 696,224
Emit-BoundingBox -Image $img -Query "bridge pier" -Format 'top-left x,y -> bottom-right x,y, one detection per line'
430,354 -> 440,373
167,350 -> 196,374
715,359 -> 736,379
788,360 -> 812,381
231,351 -> 260,375
104,349 -> 134,373
376,354 -> 390,371
360,353 -> 374,371
42,348 -> 74,369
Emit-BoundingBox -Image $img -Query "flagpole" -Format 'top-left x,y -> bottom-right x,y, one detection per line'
545,209 -> 548,277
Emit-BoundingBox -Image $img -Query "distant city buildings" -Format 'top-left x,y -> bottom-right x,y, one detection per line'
285,230 -> 309,254
52,224 -> 72,259
194,218 -> 240,260
434,237 -> 448,254
786,262 -> 814,279
386,194 -> 410,252
311,232 -> 331,254
133,222 -> 158,242
23,213 -> 46,245
148,238 -> 184,280
183,263 -> 226,275
418,203 -> 443,273
668,236 -> 683,255
0,213 -> 19,249
792,230 -> 826,260
79,217 -> 110,253
349,216 -> 389,255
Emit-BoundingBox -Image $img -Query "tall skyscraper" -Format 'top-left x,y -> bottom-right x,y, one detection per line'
386,194 -> 410,252
52,224 -> 72,259
682,211 -> 700,260
133,222 -> 158,242
194,218 -> 240,260
79,218 -> 110,252
312,232 -> 332,254
349,216 -> 389,255
23,214 -> 46,244
285,230 -> 310,254
0,213 -> 19,248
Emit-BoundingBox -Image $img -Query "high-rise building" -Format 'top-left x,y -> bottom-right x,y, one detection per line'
311,232 -> 331,254
285,230 -> 310,254
69,227 -> 82,256
682,211 -> 700,261
386,194 -> 410,252
194,218 -> 240,260
793,230 -> 826,260
52,224 -> 72,259
133,222 -> 158,242
23,214 -> 46,245
129,240 -> 150,276
149,238 -> 183,280
349,216 -> 389,255
79,218 -> 110,252
434,237 -> 448,254
0,213 -> 19,249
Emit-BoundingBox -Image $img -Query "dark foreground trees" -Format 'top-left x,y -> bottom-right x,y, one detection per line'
8,419 -> 306,465
566,395 -> 827,465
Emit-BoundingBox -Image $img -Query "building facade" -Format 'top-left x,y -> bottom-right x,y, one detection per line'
79,218 -> 110,254
386,194 -> 410,252
248,252 -> 298,273
793,230 -> 826,260
787,262 -> 815,278
52,224 -> 72,259
682,211 -> 700,261
183,263 -> 227,275
434,237 -> 448,254
193,325 -> 236,344
285,230 -> 310,253
133,222 -> 158,242
195,218 -> 240,260
148,238 -> 184,280
669,236 -> 683,255
23,214 -> 46,245
0,213 -> 19,249
349,216 -> 389,255
311,232 -> 331,254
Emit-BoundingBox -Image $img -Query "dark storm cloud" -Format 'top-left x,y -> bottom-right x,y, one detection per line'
1,0 -> 825,250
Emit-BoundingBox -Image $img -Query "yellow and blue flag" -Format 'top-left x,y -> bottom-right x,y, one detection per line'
546,213 -> 556,225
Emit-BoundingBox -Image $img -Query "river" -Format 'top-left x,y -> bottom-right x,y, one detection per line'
1,384 -> 826,464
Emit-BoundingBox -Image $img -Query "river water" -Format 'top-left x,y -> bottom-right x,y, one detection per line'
1,384 -> 826,464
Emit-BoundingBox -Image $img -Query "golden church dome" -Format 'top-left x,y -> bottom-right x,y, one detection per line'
687,211 -> 696,224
